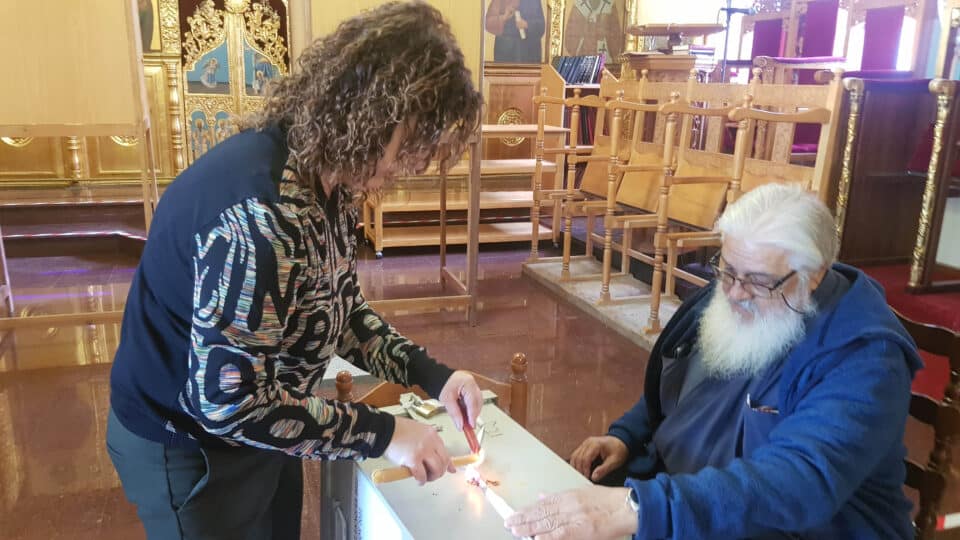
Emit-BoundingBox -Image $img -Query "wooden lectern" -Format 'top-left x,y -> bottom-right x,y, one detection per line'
623,24 -> 724,81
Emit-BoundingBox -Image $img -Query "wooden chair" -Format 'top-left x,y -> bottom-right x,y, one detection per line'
528,71 -> 630,263
894,310 -> 960,539
649,70 -> 844,333
335,352 -> 530,427
597,79 -> 757,321
844,0 -> 937,76
556,71 -> 695,283
749,0 -> 846,86
737,3 -> 791,77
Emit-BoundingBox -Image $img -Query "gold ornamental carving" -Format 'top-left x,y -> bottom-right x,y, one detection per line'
497,108 -> 526,147
244,2 -> 288,68
549,0 -> 565,60
158,0 -> 181,53
909,79 -> 955,287
182,0 -> 227,68
1,137 -> 33,148
753,0 -> 790,12
240,97 -> 267,116
834,78 -> 864,243
181,0 -> 289,163
225,0 -> 251,14
110,136 -> 140,147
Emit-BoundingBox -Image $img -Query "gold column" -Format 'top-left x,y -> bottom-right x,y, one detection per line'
65,136 -> 86,181
166,61 -> 186,174
909,79 -> 956,288
548,0 -> 565,59
834,78 -> 864,244
225,3 -> 246,116
625,0 -> 640,53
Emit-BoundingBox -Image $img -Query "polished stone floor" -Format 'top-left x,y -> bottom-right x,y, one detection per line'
0,242 -> 956,539
0,243 -> 646,539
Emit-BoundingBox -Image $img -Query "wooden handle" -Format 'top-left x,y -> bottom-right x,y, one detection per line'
371,453 -> 481,484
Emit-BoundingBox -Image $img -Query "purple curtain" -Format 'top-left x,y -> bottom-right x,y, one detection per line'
752,19 -> 785,57
800,0 -> 839,57
794,1 -> 839,148
862,6 -> 905,70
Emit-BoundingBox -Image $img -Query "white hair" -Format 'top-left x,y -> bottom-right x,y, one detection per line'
716,183 -> 839,273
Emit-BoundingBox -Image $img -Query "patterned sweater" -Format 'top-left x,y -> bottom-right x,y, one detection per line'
110,126 -> 453,459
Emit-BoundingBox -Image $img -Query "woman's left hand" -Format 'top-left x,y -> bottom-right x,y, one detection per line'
438,370 -> 483,431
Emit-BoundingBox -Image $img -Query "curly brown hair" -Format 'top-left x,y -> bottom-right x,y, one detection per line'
244,1 -> 482,193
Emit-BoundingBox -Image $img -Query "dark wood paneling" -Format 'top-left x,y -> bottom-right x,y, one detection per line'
836,79 -> 937,265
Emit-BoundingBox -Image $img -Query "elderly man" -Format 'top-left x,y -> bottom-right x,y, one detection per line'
507,183 -> 922,539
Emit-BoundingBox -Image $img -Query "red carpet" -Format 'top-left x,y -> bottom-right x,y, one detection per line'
862,264 -> 960,399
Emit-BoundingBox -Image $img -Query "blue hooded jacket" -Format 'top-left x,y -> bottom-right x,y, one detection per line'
608,264 -> 922,539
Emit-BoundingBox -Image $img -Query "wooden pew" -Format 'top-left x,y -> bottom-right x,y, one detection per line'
554,70 -> 695,283
651,71 -> 845,332
528,71 -> 633,263
596,78 -> 757,320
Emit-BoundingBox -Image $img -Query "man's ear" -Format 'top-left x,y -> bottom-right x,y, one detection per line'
810,265 -> 829,292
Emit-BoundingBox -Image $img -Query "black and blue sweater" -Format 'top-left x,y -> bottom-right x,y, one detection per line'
110,126 -> 452,459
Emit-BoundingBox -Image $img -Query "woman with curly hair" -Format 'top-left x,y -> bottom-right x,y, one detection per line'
106,3 -> 483,538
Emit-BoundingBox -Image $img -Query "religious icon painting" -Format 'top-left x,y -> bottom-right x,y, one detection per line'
243,42 -> 280,97
563,0 -> 627,63
484,0 -> 550,64
186,42 -> 230,95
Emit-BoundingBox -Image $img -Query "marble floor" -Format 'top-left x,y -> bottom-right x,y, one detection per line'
0,242 -> 956,538
0,243 -> 646,539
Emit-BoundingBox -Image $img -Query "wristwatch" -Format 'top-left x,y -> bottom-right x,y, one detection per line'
626,487 -> 640,512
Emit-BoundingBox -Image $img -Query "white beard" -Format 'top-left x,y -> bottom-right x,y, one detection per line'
697,286 -> 813,379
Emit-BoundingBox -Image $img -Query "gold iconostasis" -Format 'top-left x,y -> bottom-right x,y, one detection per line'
0,0 -> 646,188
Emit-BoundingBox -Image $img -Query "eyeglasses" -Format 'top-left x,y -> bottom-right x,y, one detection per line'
708,252 -> 797,299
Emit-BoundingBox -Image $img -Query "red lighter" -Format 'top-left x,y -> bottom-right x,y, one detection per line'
458,399 -> 481,454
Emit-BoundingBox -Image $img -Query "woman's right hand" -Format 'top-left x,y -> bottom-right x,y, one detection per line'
384,417 -> 455,485
570,435 -> 629,482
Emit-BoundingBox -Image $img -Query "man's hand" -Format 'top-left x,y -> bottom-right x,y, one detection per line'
438,370 -> 483,431
383,417 -> 455,485
515,16 -> 529,31
570,435 -> 629,482
505,486 -> 638,540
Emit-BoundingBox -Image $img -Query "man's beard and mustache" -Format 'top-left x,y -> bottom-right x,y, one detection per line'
697,285 -> 817,379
